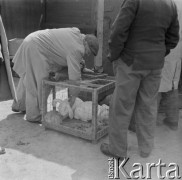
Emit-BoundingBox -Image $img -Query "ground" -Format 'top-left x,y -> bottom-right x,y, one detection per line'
0,79 -> 182,180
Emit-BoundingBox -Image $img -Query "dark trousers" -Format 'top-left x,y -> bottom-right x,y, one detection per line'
108,59 -> 162,157
0,59 -> 12,101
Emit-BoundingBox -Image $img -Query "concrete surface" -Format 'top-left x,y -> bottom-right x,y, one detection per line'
0,78 -> 181,180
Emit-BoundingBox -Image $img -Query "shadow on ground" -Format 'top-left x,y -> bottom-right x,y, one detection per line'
0,99 -> 182,180
0,111 -> 111,180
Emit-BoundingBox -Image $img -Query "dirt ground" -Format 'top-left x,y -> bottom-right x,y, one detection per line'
0,78 -> 182,180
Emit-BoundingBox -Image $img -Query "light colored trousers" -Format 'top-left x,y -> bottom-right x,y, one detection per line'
158,89 -> 179,127
109,59 -> 162,157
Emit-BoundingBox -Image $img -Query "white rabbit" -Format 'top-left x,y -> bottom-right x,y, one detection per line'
72,97 -> 109,122
52,99 -> 73,119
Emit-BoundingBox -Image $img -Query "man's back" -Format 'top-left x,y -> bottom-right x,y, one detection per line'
127,0 -> 176,50
109,0 -> 179,70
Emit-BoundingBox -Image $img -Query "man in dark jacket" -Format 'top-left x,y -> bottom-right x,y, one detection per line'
100,0 -> 179,159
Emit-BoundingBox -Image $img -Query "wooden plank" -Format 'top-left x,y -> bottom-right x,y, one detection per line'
39,0 -> 46,29
94,0 -> 104,67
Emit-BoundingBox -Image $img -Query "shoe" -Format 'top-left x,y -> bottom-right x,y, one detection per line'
0,147 -> 5,155
100,143 -> 124,160
12,108 -> 20,112
26,115 -> 42,124
128,124 -> 136,133
163,120 -> 178,131
28,120 -> 42,124
140,151 -> 150,158
12,107 -> 26,114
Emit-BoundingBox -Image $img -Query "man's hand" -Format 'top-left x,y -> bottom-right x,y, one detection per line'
69,95 -> 76,108
49,71 -> 68,81
0,58 -> 4,63
68,82 -> 80,107
82,67 -> 94,74
54,72 -> 62,81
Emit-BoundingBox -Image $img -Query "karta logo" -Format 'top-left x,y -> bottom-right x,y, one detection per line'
108,157 -> 181,179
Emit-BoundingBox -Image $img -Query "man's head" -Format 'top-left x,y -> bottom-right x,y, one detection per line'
84,34 -> 99,56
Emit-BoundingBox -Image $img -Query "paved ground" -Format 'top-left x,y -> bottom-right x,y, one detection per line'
0,79 -> 181,180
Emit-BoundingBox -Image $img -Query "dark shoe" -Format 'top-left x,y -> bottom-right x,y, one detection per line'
163,120 -> 178,131
12,107 -> 26,114
0,147 -> 5,155
100,143 -> 124,160
26,115 -> 42,124
140,151 -> 150,158
28,120 -> 42,124
128,124 -> 136,133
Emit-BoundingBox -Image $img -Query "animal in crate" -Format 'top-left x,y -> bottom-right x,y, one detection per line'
71,97 -> 109,122
44,99 -> 73,124
44,97 -> 109,131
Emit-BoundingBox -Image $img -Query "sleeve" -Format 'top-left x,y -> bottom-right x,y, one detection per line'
80,59 -> 86,72
108,0 -> 138,62
66,50 -> 82,81
0,16 -> 10,61
165,3 -> 180,55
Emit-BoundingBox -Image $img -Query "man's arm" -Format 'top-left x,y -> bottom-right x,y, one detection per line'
80,59 -> 94,74
108,0 -> 138,62
165,2 -> 180,56
67,51 -> 82,107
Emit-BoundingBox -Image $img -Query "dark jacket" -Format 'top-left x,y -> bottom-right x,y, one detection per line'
108,0 -> 179,70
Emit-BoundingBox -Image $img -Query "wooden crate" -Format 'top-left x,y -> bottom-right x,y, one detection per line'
42,79 -> 115,143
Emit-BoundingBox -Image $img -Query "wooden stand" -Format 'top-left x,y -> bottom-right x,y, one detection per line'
95,0 -> 104,68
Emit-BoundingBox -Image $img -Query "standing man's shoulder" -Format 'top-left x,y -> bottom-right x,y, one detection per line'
163,0 -> 178,12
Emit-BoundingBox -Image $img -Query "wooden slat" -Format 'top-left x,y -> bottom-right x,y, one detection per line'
94,0 -> 104,67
